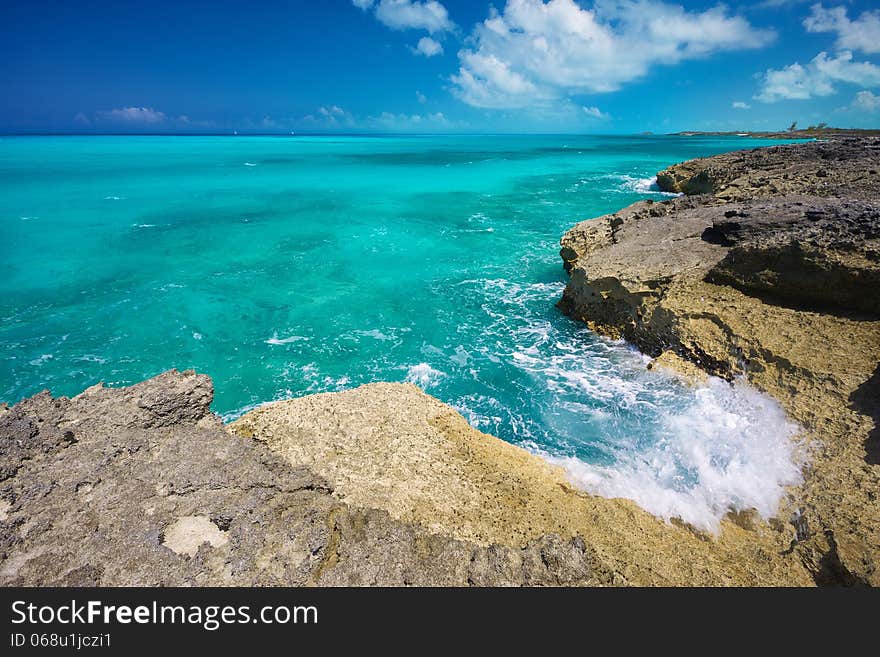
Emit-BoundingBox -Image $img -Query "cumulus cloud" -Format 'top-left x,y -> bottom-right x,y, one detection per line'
451,0 -> 775,109
366,111 -> 454,130
413,36 -> 443,56
319,105 -> 354,124
319,105 -> 346,117
582,105 -> 609,119
355,0 -> 454,33
98,106 -> 167,123
416,90 -> 427,103
302,105 -> 356,128
756,50 -> 880,102
732,101 -> 752,109
804,4 -> 880,54
851,90 -> 880,111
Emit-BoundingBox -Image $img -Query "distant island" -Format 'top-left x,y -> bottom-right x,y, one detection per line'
672,126 -> 880,139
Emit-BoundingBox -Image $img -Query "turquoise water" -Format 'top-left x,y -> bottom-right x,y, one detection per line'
0,134 -> 804,530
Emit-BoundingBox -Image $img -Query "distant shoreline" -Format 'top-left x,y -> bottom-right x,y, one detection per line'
672,127 -> 880,139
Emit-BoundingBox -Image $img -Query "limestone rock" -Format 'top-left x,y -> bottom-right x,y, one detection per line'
1,371 -> 814,586
656,137 -> 880,201
560,138 -> 880,585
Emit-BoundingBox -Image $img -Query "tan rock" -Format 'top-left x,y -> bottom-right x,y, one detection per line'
561,138 -> 880,585
233,382 -> 814,586
162,515 -> 228,557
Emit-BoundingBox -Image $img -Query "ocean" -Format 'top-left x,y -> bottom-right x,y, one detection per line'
0,134 -> 805,531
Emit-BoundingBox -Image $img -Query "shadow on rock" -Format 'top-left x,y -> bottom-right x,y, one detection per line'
850,365 -> 880,466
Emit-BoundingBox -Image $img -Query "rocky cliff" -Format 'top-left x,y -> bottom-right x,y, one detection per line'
560,137 -> 880,585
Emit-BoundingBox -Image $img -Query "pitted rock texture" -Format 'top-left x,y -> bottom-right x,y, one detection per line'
1,371 -> 815,586
233,383 -> 814,587
0,370 -> 613,586
560,138 -> 880,586
656,137 -> 880,201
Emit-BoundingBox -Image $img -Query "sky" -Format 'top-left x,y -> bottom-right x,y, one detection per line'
2,0 -> 880,133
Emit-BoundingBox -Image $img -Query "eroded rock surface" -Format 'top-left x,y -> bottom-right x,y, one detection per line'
0,370 -> 613,586
656,137 -> 880,201
561,138 -> 880,585
1,371 -> 815,586
233,383 -> 814,587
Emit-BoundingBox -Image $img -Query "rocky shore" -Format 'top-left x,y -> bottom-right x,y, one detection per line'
560,137 -> 880,585
2,138 -> 877,586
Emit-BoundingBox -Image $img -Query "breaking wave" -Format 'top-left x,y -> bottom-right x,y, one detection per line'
445,278 -> 804,533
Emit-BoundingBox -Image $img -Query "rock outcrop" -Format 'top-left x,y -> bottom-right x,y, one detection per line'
560,137 -> 880,585
0,370 -> 609,586
1,370 -> 816,587
656,137 -> 880,201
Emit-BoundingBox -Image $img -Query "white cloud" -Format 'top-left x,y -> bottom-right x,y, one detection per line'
416,90 -> 427,103
99,106 -> 167,123
413,36 -> 443,56
756,50 -> 880,102
359,0 -> 454,34
732,101 -> 752,109
367,111 -> 454,130
750,0 -> 811,8
302,105 -> 356,128
582,105 -> 609,119
319,105 -> 353,122
851,90 -> 880,111
804,4 -> 880,54
73,112 -> 91,126
451,0 -> 775,109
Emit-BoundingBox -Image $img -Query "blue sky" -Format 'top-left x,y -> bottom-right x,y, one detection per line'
2,0 -> 879,133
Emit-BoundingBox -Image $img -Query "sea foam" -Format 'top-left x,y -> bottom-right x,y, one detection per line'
619,174 -> 682,197
405,363 -> 446,388
266,333 -> 308,345
455,277 -> 804,534
547,378 -> 804,533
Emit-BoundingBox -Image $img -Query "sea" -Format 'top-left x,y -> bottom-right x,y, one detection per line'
0,133 -> 806,531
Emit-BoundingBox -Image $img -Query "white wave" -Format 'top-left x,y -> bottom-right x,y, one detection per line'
405,363 -> 446,389
103,196 -> 123,200
455,274 -> 804,532
243,162 -> 258,167
132,223 -> 156,228
265,333 -> 308,345
221,404 -> 261,423
618,175 -> 681,197
28,354 -> 53,366
547,378 -> 804,534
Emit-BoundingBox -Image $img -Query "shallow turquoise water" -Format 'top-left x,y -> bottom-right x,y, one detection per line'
0,134 -> 804,530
